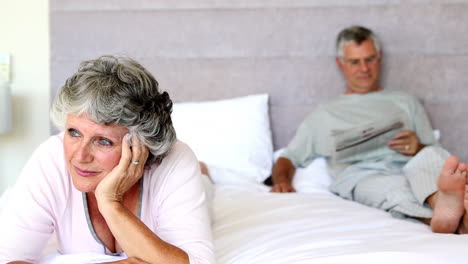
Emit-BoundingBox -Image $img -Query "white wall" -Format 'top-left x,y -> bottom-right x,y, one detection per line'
0,0 -> 50,194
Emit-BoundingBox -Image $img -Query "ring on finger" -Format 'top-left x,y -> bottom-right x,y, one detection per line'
405,145 -> 410,151
131,160 -> 140,165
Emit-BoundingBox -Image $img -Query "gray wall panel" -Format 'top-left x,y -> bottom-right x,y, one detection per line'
384,55 -> 468,100
51,0 -> 468,11
53,56 -> 468,103
51,57 -> 345,105
51,1 -> 468,160
52,5 -> 468,60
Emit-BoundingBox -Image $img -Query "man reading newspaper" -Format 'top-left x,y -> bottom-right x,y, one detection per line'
269,25 -> 468,234
331,109 -> 409,164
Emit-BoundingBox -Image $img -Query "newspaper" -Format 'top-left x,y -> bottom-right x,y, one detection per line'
331,110 -> 409,163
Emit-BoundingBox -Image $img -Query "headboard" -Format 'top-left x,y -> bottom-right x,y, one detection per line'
50,1 -> 468,161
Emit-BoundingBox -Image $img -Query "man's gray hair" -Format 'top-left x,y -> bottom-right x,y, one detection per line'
51,55 -> 176,166
336,25 -> 381,58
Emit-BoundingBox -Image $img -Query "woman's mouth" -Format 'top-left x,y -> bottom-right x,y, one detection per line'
74,166 -> 99,177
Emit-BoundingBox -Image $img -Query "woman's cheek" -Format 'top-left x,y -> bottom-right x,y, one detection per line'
99,149 -> 123,171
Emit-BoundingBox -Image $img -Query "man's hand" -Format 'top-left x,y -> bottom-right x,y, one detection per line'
387,130 -> 424,156
271,182 -> 296,193
270,157 -> 296,193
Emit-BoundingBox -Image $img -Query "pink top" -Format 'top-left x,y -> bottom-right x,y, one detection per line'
0,134 -> 214,264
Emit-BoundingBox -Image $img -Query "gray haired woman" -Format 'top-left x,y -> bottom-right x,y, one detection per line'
0,56 -> 214,264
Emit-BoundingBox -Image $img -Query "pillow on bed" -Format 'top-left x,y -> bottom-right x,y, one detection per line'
172,94 -> 273,183
274,148 -> 332,193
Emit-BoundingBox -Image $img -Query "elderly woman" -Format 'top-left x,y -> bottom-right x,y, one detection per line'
0,56 -> 214,264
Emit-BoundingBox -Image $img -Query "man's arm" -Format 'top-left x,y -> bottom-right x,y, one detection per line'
388,93 -> 437,156
271,157 -> 296,193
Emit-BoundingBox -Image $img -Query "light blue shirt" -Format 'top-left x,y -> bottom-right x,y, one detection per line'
282,90 -> 436,170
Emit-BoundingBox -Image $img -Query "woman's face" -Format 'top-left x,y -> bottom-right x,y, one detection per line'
64,114 -> 128,192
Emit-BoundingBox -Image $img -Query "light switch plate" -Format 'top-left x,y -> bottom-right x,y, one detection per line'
0,53 -> 11,83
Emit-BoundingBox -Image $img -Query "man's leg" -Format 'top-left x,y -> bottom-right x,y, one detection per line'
428,156 -> 467,233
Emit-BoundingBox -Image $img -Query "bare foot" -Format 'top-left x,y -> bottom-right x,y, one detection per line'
456,179 -> 468,234
431,156 -> 467,233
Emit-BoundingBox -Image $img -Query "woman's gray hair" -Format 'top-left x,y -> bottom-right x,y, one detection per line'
51,55 -> 176,166
336,25 -> 381,59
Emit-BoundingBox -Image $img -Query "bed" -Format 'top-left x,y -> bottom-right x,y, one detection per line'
39,1 -> 468,262
4,93 -> 468,264
174,94 -> 468,264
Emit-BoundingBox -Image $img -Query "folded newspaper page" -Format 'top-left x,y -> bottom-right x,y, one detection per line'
331,110 -> 409,163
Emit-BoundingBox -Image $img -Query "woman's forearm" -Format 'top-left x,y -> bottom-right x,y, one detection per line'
98,201 -> 189,264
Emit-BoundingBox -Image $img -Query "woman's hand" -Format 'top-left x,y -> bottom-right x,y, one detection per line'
387,130 -> 424,156
95,134 -> 149,204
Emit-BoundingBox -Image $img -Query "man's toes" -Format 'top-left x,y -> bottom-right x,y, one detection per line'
458,162 -> 467,172
442,156 -> 459,175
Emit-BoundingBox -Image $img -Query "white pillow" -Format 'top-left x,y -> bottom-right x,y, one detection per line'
172,94 -> 273,183
274,148 -> 332,193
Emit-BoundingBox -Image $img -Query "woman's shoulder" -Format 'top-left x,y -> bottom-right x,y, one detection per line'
145,140 -> 198,178
25,132 -> 67,174
142,140 -> 201,197
14,132 -> 70,209
164,140 -> 198,163
35,133 -> 65,154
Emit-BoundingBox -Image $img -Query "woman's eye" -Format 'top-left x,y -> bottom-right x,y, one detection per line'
68,128 -> 80,137
97,138 -> 113,147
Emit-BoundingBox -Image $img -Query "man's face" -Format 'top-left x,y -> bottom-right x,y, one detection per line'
336,39 -> 381,94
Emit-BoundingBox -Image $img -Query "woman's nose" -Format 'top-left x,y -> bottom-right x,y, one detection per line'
75,142 -> 93,162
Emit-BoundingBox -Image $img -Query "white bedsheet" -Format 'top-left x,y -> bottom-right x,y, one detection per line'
213,184 -> 468,264
3,180 -> 468,263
